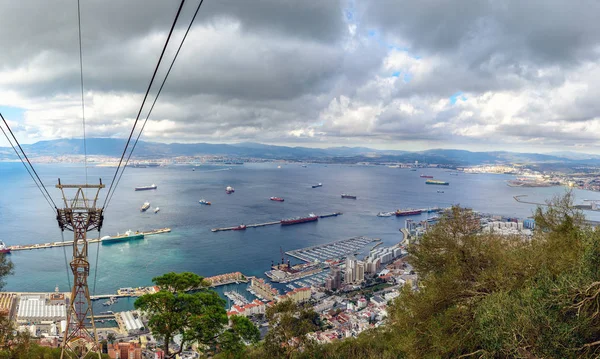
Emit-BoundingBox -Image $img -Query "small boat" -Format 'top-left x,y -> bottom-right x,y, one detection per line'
232,224 -> 247,231
135,184 -> 157,191
377,212 -> 394,217
277,165 -> 281,169
410,169 -> 417,171
226,186 -> 235,194
0,241 -> 10,254
141,202 -> 150,212
154,207 -> 160,213
312,183 -> 323,188
192,168 -> 195,171
270,197 -> 284,202
199,199 -> 212,205
437,190 -> 444,193
341,194 -> 357,199
420,175 -> 433,178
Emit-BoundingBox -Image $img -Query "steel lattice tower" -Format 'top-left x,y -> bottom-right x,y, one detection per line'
56,179 -> 104,359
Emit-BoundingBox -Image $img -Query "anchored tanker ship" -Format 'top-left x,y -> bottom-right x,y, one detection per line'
281,213 -> 318,226
395,209 -> 422,216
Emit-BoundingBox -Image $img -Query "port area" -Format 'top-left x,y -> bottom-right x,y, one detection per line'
8,228 -> 171,252
211,212 -> 343,232
285,236 -> 380,263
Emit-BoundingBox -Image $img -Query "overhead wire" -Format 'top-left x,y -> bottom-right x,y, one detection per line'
0,113 -> 58,210
0,115 -> 55,211
60,231 -> 72,289
102,0 -> 187,210
76,0 -> 88,187
92,228 -> 101,296
105,0 -> 205,208
76,0 -> 101,296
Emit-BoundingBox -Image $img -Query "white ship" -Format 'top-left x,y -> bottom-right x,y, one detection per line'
377,212 -> 394,217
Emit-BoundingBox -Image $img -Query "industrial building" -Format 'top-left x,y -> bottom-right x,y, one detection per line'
16,295 -> 66,324
0,293 -> 16,317
119,311 -> 144,334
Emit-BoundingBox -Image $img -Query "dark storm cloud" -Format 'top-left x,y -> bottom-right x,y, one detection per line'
2,0 -> 600,151
363,0 -> 600,67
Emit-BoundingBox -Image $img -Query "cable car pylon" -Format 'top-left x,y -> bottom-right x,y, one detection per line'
56,178 -> 104,359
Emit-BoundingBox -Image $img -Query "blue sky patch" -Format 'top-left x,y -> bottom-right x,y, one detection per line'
0,106 -> 25,121
449,92 -> 467,105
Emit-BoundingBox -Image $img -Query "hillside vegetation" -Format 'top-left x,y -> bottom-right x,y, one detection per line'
242,193 -> 600,358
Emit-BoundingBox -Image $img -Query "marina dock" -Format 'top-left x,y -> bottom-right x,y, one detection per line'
286,236 -> 380,263
8,228 -> 171,252
211,212 -> 343,232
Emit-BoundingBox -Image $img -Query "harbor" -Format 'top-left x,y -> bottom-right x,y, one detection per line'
211,212 -> 343,232
8,228 -> 171,252
285,236 -> 381,263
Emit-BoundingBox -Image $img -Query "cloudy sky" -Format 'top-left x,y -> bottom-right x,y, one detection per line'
1,0 -> 600,152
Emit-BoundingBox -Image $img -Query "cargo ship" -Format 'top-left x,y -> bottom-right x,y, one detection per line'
341,194 -> 357,199
395,209 -> 422,216
232,224 -> 247,231
420,175 -> 433,178
311,183 -> 322,188
426,179 -> 449,185
281,213 -> 318,226
270,197 -> 284,202
141,202 -> 150,212
135,184 -> 157,191
0,241 -> 11,254
101,230 -> 144,245
226,186 -> 235,194
199,199 -> 212,205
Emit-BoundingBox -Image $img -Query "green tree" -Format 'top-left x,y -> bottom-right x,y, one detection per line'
105,333 -> 115,346
0,254 -> 13,292
262,300 -> 319,359
134,272 -> 258,358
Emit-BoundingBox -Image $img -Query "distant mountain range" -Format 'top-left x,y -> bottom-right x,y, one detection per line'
1,138 -> 599,166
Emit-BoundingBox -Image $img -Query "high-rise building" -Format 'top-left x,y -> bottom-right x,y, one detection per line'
356,262 -> 365,282
345,267 -> 354,284
326,266 -> 342,290
332,267 -> 341,287
325,277 -> 334,291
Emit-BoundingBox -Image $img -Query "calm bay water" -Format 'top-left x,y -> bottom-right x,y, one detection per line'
2,161 -> 600,296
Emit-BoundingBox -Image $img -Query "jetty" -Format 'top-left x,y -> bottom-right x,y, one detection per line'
8,228 -> 171,252
211,212 -> 343,232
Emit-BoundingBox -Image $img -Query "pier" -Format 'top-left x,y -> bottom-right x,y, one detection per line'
8,228 -> 171,252
513,195 -> 547,206
211,212 -> 343,232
